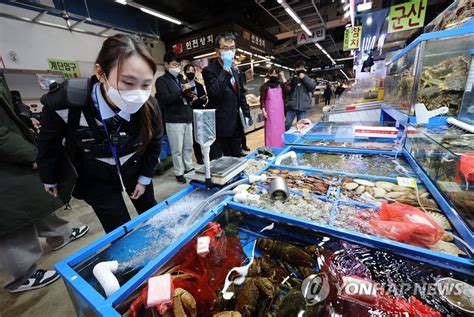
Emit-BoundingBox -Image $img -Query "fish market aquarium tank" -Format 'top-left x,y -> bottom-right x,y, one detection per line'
406,127 -> 474,235
414,34 -> 473,115
384,46 -> 417,114
116,208 -> 473,316
384,24 -> 474,116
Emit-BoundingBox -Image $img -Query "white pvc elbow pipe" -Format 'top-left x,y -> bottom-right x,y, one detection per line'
447,117 -> 474,133
275,151 -> 297,166
93,261 -> 120,297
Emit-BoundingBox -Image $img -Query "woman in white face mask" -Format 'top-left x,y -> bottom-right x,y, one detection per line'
37,34 -> 163,233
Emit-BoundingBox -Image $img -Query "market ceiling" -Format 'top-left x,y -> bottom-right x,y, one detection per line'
135,0 -> 453,80
3,0 -> 453,80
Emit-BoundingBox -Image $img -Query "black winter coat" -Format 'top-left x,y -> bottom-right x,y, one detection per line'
37,79 -> 162,198
202,61 -> 250,137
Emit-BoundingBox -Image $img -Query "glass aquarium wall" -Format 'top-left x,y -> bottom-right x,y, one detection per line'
406,128 -> 474,232
415,34 -> 474,115
384,46 -> 418,114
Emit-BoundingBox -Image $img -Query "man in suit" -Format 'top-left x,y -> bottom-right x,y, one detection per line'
202,32 -> 251,159
155,52 -> 194,183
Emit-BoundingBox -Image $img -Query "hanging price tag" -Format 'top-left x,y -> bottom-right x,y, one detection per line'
197,236 -> 210,257
397,177 -> 417,188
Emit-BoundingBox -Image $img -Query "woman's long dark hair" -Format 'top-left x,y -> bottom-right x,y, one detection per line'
95,34 -> 162,154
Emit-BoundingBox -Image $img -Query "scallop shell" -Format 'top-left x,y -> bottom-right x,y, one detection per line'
373,187 -> 388,198
375,181 -> 395,191
392,185 -> 411,192
430,240 -> 466,256
426,211 -> 452,230
354,179 -> 375,187
441,232 -> 454,242
385,191 -> 406,199
360,192 -> 377,202
355,185 -> 366,195
345,182 -> 359,190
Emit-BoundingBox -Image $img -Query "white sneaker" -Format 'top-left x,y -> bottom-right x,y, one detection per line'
8,269 -> 60,293
51,225 -> 89,251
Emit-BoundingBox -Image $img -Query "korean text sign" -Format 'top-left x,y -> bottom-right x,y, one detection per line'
343,26 -> 362,51
48,59 -> 80,78
388,0 -> 427,33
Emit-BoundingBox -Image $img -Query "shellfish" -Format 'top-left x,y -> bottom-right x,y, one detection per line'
426,211 -> 452,230
354,179 -> 375,187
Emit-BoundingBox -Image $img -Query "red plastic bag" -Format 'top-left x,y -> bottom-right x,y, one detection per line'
370,202 -> 443,247
338,275 -> 441,317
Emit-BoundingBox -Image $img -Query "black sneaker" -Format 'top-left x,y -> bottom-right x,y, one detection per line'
242,146 -> 251,151
52,225 -> 89,251
8,269 -> 60,293
176,175 -> 187,184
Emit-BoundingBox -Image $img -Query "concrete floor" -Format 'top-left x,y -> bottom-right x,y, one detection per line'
0,106 -> 323,317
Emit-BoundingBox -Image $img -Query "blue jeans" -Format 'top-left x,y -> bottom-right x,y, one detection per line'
285,110 -> 306,131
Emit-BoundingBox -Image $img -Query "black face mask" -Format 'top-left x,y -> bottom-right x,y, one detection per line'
269,76 -> 279,83
185,72 -> 195,81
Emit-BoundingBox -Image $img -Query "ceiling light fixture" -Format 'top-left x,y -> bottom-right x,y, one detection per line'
285,7 -> 301,24
140,7 -> 182,25
123,1 -> 182,25
340,69 -> 350,80
336,57 -> 354,61
194,52 -> 216,59
343,4 -> 350,11
300,24 -> 312,36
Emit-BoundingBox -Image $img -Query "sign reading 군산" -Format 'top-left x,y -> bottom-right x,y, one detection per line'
388,0 -> 427,33
343,26 -> 362,51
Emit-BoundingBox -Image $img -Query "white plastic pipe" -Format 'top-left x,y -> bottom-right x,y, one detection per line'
275,151 -> 298,166
233,192 -> 261,204
93,261 -> 120,297
447,117 -> 474,133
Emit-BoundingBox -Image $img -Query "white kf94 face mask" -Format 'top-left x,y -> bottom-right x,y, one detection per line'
105,78 -> 151,114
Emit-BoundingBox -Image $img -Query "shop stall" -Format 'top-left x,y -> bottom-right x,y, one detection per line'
50,10 -> 474,317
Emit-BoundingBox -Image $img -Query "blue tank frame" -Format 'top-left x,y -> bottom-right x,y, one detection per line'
55,146 -> 474,316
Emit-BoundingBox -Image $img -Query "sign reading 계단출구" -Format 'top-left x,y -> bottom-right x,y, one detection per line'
48,59 -> 80,78
388,0 -> 427,33
343,26 -> 362,51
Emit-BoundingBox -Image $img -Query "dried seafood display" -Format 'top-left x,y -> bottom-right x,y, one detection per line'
417,56 -> 469,115
265,168 -> 335,197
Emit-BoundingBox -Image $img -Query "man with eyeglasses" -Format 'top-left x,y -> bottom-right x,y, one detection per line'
203,32 -> 251,159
